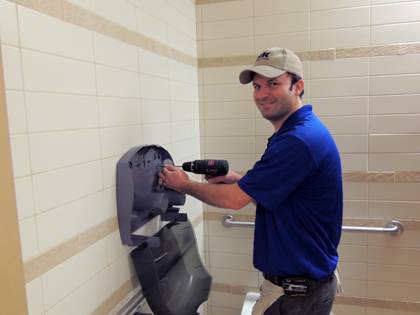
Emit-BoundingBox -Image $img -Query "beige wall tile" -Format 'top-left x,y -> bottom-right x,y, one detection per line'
254,32 -> 310,53
202,18 -> 253,40
321,116 -> 368,135
370,94 -> 420,115
255,0 -> 309,16
335,135 -> 368,153
91,0 -> 137,32
369,115 -> 420,133
5,91 -> 27,134
340,262 -> 368,280
372,0 -> 415,3
141,99 -> 171,124
368,246 -> 420,266
169,60 -> 198,84
368,264 -> 420,284
2,44 -> 23,90
29,130 -> 101,173
369,154 -> 420,171
339,244 -> 368,263
22,50 -> 96,95
203,65 -> 247,84
210,252 -> 254,271
369,183 -> 420,201
204,83 -> 251,102
171,120 -> 199,141
209,235 -> 253,254
25,278 -> 44,315
369,135 -> 420,153
344,200 -> 369,218
32,161 -> 102,212
201,0 -> 253,22
210,306 -> 240,315
66,0 -> 91,11
343,182 -> 369,200
170,81 -> 198,102
311,27 -> 370,49
171,138 -> 201,163
172,100 -> 200,121
10,134 -> 31,178
311,58 -> 369,79
139,49 -> 170,78
96,65 -> 140,98
311,0 -> 370,11
0,0 -> 19,45
368,230 -> 420,248
311,77 -> 369,98
26,93 -> 98,132
337,279 -> 367,297
210,267 -> 258,287
368,281 -> 420,301
201,37 -> 254,58
311,7 -> 370,31
167,28 -> 196,57
312,97 -> 369,116
367,307 -> 420,315
101,156 -> 118,189
341,153 -> 368,171
15,176 -> 35,220
137,10 -> 168,45
254,12 -> 309,35
371,54 -> 420,76
140,74 -> 170,100
210,291 -> 246,310
205,136 -> 255,154
372,2 -> 420,25
204,101 -> 255,119
208,219 -> 253,239
19,217 -> 39,261
19,6 -> 94,62
340,233 -> 368,246
369,201 -> 420,220
98,97 -> 141,127
100,126 -> 142,158
370,74 -> 420,95
333,304 -> 366,315
372,22 -> 420,45
205,119 -> 254,136
142,123 -> 171,145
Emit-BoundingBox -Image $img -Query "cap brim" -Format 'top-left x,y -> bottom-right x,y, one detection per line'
239,65 -> 286,84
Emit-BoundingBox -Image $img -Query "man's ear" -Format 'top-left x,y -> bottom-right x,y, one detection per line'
294,79 -> 304,96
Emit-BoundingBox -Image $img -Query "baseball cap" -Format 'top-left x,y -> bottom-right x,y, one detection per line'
239,47 -> 304,84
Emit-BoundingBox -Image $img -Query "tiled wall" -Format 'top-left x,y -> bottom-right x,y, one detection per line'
0,0 -> 203,314
197,0 -> 420,314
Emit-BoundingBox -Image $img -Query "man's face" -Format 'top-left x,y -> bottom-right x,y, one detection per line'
252,73 -> 300,126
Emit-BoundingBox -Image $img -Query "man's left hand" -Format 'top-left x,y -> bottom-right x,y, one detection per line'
159,164 -> 190,193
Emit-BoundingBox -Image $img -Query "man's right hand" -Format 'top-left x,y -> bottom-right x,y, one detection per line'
205,170 -> 243,184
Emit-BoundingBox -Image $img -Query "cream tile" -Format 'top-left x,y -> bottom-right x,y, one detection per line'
320,116 -> 368,135
311,27 -> 370,49
25,278 -> 44,315
26,93 -> 98,132
141,99 -> 171,123
202,65 -> 247,85
344,200 -> 369,218
255,0 -> 309,16
170,138 -> 200,163
333,304 -> 366,315
372,0 -> 414,3
369,183 -> 420,201
201,0 -> 253,22
210,252 -> 254,271
370,135 -> 420,153
204,101 -> 255,119
339,245 -> 368,263
255,119 -> 274,136
32,161 -> 102,212
22,50 -> 96,95
140,74 -> 170,100
201,37 -> 254,58
101,156 -> 118,189
136,10 -> 167,45
202,18 -> 253,40
371,54 -> 420,76
209,235 -> 253,255
312,97 -> 369,116
340,233 -> 368,246
205,136 -> 255,154
98,96 -> 141,127
2,44 -> 23,90
171,120 -> 199,141
210,291 -> 248,309
372,22 -> 420,45
19,6 -> 94,62
368,246 -> 420,266
369,154 -> 420,171
171,100 -> 200,121
368,281 -> 420,301
204,83 -> 251,102
19,217 -> 39,261
254,32 -> 310,53
6,91 -> 27,134
96,65 -> 140,98
311,58 -> 369,79
167,27 -> 197,57
15,176 -> 35,220
66,0 -> 91,10
42,240 -> 108,309
37,192 -> 105,251
343,182 -> 369,200
372,2 -> 420,25
311,7 -> 370,30
91,0 -> 137,32
370,74 -> 420,95
103,186 -> 117,219
368,229 -> 420,249
369,201 -> 420,220
29,130 -> 101,173
208,219 -> 254,239
10,134 -> 31,178
100,126 -> 142,158
311,77 -> 369,98
336,279 -> 367,297
367,307 -> 420,315
341,153 -> 368,171
170,81 -> 198,102
334,135 -> 368,153
169,60 -> 197,84
142,122 -> 171,145
369,114 -> 420,133
0,0 -> 19,45
211,267 -> 258,287
255,12 -> 309,35
210,306 -> 241,315
370,94 -> 420,115
93,33 -> 138,71
205,119 -> 254,137
311,0 -> 370,10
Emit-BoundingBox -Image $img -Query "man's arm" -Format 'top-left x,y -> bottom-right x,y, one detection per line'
159,165 -> 253,210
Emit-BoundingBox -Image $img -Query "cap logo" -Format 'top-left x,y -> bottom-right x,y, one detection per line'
256,51 -> 270,61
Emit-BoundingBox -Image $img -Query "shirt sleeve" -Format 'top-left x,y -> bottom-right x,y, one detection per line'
238,135 -> 317,212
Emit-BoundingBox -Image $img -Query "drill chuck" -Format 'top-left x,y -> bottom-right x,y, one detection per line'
182,159 -> 229,177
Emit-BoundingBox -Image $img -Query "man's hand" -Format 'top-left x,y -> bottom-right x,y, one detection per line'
206,170 -> 243,184
159,165 -> 190,193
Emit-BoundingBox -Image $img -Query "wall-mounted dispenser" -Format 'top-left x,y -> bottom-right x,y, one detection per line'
116,145 -> 212,315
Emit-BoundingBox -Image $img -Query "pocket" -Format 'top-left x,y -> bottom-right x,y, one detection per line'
312,277 -> 337,314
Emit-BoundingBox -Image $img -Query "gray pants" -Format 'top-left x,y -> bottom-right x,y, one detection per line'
263,275 -> 337,315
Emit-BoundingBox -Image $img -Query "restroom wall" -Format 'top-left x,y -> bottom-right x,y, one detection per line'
196,1 -> 420,314
0,0 -> 202,314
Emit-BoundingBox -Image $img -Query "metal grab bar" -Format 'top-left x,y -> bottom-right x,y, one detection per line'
222,215 -> 404,234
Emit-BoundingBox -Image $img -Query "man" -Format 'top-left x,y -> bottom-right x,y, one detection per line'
159,47 -> 343,315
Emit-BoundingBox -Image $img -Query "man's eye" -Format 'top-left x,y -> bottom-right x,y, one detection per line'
253,84 -> 260,90
269,82 -> 278,87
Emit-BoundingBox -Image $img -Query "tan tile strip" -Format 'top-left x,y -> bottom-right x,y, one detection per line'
198,43 -> 420,68
204,211 -> 420,230
11,0 -> 197,67
23,213 -> 204,283
196,0 -> 239,4
211,283 -> 420,312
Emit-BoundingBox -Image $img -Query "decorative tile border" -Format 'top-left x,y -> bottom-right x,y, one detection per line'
11,0 -> 197,67
211,283 -> 420,312
196,0 -> 240,4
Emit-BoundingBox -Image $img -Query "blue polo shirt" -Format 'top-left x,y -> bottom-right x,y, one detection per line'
238,105 -> 342,280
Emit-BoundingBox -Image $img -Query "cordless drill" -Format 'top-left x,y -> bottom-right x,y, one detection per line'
181,159 -> 229,177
